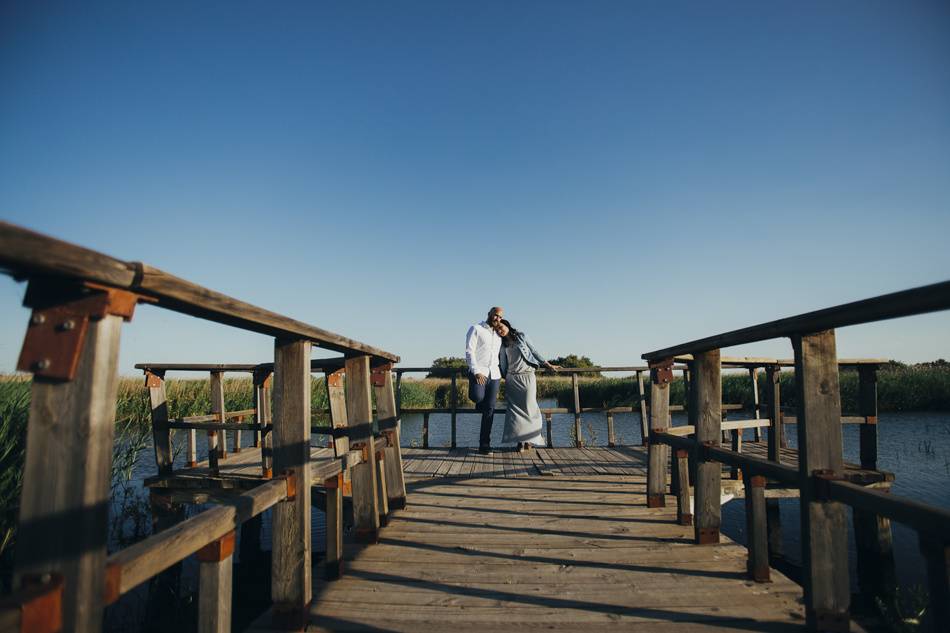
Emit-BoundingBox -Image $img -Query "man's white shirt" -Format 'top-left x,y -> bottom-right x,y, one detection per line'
465,321 -> 502,379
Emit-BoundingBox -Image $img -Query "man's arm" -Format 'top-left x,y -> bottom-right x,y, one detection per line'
465,325 -> 488,384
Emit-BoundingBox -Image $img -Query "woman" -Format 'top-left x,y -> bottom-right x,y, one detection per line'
494,319 -> 561,452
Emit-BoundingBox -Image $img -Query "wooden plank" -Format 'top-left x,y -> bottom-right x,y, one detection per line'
450,373 -> 458,449
345,356 -> 380,543
372,366 -> 407,508
146,371 -> 174,477
324,369 -> 350,457
792,330 -> 849,631
271,338 -> 312,628
749,368 -> 762,442
690,350 -> 721,545
642,279 -> 950,360
572,374 -> 582,447
636,371 -> 649,445
13,314 -> 124,633
208,371 -> 224,472
919,536 -> 950,633
646,363 -> 671,508
764,366 -> 783,461
325,475 -> 344,580
744,474 -> 769,582
197,533 -> 234,633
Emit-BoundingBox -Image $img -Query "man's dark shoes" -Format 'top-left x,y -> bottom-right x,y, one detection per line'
478,446 -> 493,456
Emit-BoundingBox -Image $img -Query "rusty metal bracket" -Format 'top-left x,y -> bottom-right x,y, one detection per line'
144,369 -> 165,389
17,281 -> 143,381
696,527 -> 719,545
812,469 -> 845,501
252,367 -> 273,388
278,470 -> 298,501
371,363 -> 392,387
324,473 -> 343,489
863,415 -> 878,426
3,573 -> 64,633
649,358 -> 674,385
196,531 -> 236,563
381,429 -> 396,447
326,370 -> 344,388
350,441 -> 371,462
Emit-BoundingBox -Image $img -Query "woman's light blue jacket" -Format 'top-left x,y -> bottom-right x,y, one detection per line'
499,332 -> 548,377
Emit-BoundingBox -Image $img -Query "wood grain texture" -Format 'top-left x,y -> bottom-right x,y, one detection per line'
208,371 -> 224,472
792,330 -> 849,630
690,350 -> 721,545
147,374 -> 174,477
198,555 -> 232,633
571,373 -> 582,447
271,338 -> 312,614
13,315 -> 123,633
345,356 -> 380,542
325,370 -> 350,457
646,372 -> 671,507
764,366 -> 783,461
637,371 -> 649,445
373,368 -> 407,508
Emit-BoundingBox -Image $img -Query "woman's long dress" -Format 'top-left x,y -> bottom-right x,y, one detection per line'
502,344 -> 545,446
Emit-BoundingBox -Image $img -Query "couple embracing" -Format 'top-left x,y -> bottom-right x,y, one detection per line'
465,307 -> 561,455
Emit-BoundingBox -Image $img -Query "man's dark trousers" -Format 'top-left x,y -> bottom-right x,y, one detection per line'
468,373 -> 500,449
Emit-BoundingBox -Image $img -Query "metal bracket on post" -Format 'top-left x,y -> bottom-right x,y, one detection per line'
17,281 -> 143,381
326,370 -> 344,388
371,363 -> 392,387
144,369 -> 165,388
278,470 -> 298,502
0,574 -> 64,633
253,366 -> 273,388
196,531 -> 236,563
350,442 -> 371,463
649,358 -> 674,385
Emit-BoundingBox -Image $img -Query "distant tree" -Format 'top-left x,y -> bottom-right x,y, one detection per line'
427,356 -> 468,378
549,354 -> 601,377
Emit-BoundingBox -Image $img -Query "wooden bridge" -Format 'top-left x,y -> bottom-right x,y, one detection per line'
1,221 -> 949,633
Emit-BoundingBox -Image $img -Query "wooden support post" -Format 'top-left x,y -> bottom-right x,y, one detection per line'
146,370 -> 173,477
853,488 -> 896,608
450,372 -> 458,449
345,355 -> 380,544
730,429 -> 742,480
744,474 -> 770,582
646,359 -> 672,508
682,367 -> 690,411
792,330 -> 849,632
187,428 -> 198,468
767,499 -> 783,564
606,412 -> 616,447
637,370 -> 649,446
423,413 -> 430,449
572,373 -> 583,447
324,474 -> 344,580
675,449 -> 692,525
691,350 -> 721,545
324,369 -> 350,458
749,368 -> 763,442
765,365 -> 783,462
209,371 -> 224,472
270,338 -> 312,629
196,531 -> 234,633
395,372 -> 402,415
14,309 -> 127,633
545,413 -> 553,448
254,369 -> 273,477
372,364 -> 406,509
919,535 -> 950,633
375,450 -> 390,526
858,366 -> 878,470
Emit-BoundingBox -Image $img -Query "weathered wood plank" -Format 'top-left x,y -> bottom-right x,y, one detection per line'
690,350 -> 721,545
646,362 -> 672,508
792,330 -> 849,631
345,356 -> 380,543
271,338 -> 312,628
372,365 -> 407,508
146,370 -> 173,477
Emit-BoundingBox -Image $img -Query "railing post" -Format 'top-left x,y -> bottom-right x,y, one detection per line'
545,413 -> 553,448
372,363 -> 407,509
637,370 -> 649,445
450,372 -> 458,449
675,449 -> 692,525
271,338 -> 312,629
606,411 -> 616,447
767,499 -> 783,564
345,355 -> 381,543
13,283 -> 134,633
646,359 -> 672,508
423,413 -> 430,449
765,365 -> 783,462
324,369 -> 350,458
395,371 -> 402,416
858,366 -> 878,470
209,370 -> 224,473
572,372 -> 583,447
146,369 -> 173,477
254,368 -> 273,477
744,474 -> 769,582
691,349 -> 721,545
197,531 -> 234,633
919,535 -> 950,633
324,474 -> 344,580
749,367 -> 762,442
792,330 -> 849,632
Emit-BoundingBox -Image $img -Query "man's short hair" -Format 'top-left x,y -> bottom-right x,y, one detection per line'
488,306 -> 503,317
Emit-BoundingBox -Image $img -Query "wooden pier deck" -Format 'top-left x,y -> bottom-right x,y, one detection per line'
269,447 -> 821,632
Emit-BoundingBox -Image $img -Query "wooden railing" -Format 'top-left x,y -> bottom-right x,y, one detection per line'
0,221 -> 403,633
642,280 -> 950,633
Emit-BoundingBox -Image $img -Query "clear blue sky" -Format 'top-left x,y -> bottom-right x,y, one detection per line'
2,1 -> 948,374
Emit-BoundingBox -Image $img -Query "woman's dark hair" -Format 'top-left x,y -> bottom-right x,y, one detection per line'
499,319 -> 521,345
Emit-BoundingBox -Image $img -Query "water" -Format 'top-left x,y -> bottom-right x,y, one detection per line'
108,406 -> 949,629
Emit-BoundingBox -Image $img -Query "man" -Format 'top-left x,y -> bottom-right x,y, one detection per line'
465,306 -> 504,455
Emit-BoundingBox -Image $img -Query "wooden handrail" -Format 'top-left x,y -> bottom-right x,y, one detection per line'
0,221 -> 398,362
643,279 -> 950,360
